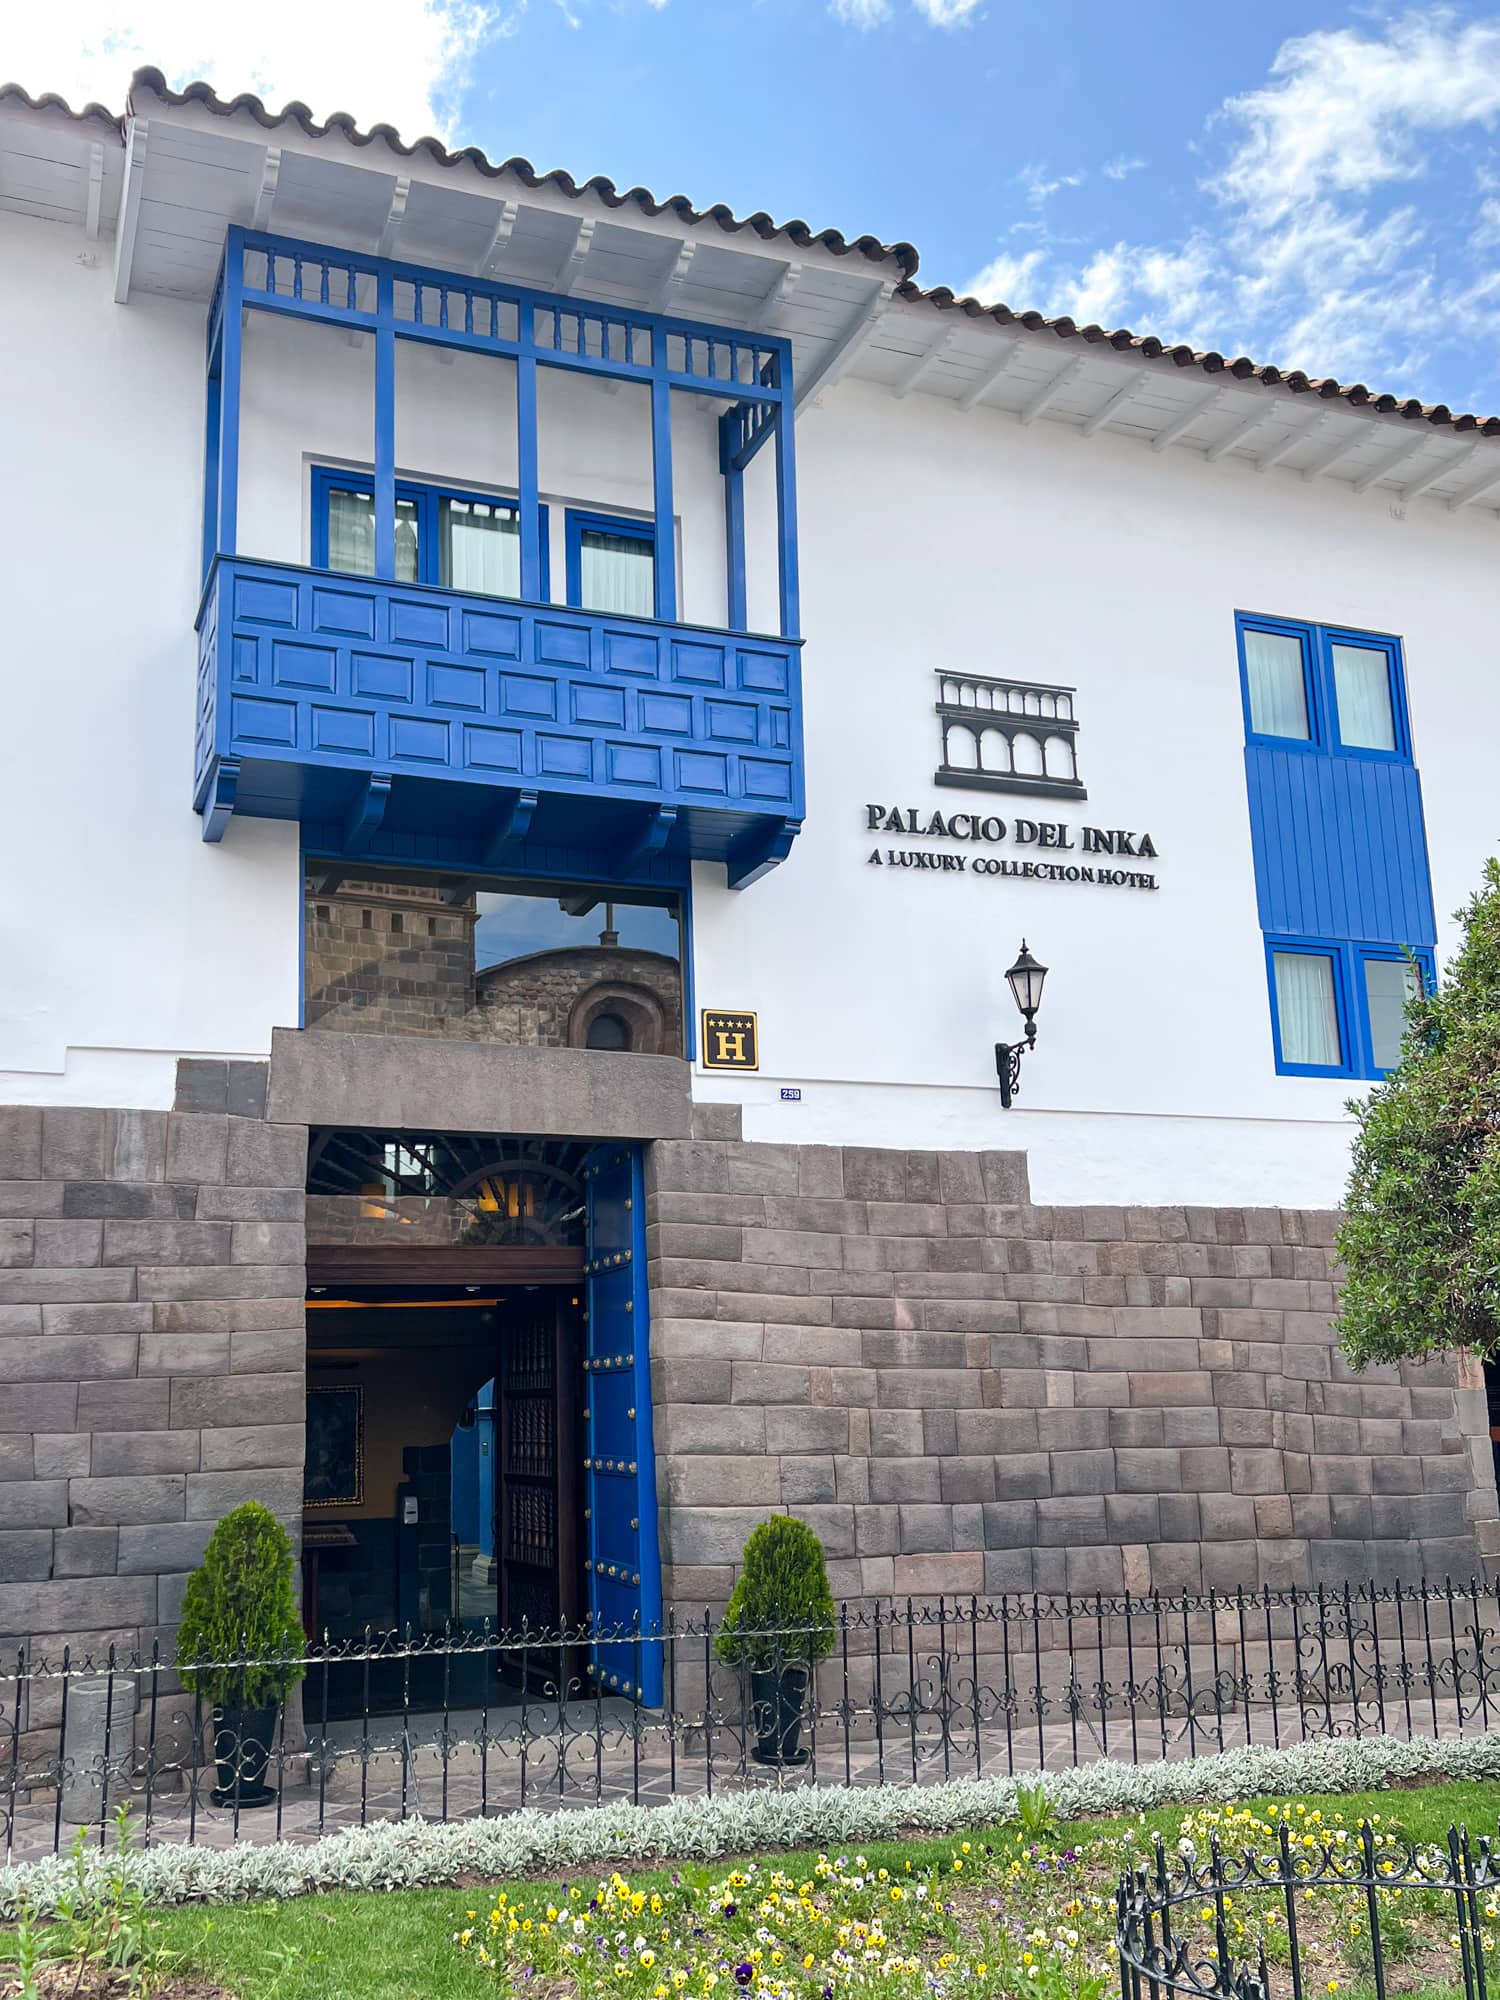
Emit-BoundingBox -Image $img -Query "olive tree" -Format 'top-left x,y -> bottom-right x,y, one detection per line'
1337,857 -> 1500,1368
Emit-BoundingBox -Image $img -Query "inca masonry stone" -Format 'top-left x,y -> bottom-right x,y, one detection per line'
0,1062 -> 1494,1664
645,1129 -> 1500,1609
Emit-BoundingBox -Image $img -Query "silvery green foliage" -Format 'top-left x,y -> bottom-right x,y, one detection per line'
2,1729 -> 1496,1920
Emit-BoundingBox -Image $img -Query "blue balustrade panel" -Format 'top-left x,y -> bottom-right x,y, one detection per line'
1244,743 -> 1435,946
196,559 -> 804,844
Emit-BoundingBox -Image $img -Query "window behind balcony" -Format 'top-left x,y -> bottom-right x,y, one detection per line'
312,468 -> 544,599
442,496 -> 520,596
568,510 -> 655,617
327,485 -> 421,583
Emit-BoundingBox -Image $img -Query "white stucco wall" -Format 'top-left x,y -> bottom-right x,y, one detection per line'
4,201 -> 1494,1208
0,214 -> 300,1108
688,377 -> 1500,1205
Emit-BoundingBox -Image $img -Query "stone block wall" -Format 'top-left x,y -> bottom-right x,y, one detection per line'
5,1054 -> 1499,1680
0,1066 -> 308,1665
646,1116 -> 1500,1610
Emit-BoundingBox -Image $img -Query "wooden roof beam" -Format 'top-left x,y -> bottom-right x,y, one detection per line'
1018,353 -> 1088,427
1351,431 -> 1429,494
956,334 -> 1023,413
893,323 -> 958,399
1151,384 -> 1229,454
751,260 -> 801,331
1298,426 -> 1362,482
84,141 -> 105,241
1256,410 -> 1331,474
795,276 -> 896,411
376,175 -> 411,260
1080,368 -> 1147,438
476,197 -> 520,276
1400,438 -> 1480,505
250,145 -> 281,233
652,238 -> 697,313
554,214 -> 599,295
1446,454 -> 1500,512
113,117 -> 148,303
1204,406 -> 1269,461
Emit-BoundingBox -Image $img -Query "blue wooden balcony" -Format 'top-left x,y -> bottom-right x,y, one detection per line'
194,557 -> 803,883
194,229 -> 804,886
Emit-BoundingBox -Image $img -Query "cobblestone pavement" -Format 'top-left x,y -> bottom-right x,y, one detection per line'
4,1698 -> 1480,1864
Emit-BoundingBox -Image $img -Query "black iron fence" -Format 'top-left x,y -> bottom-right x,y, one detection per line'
1116,1818 -> 1500,1998
4,1576 -> 1499,1860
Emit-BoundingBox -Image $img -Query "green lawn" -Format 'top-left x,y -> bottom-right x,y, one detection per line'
7,1778 -> 1498,2000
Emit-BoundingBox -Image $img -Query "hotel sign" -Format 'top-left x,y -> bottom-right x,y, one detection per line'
701,1011 -> 759,1070
864,804 -> 1161,892
864,666 -> 1162,892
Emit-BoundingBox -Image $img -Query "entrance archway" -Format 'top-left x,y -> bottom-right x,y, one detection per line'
301,1128 -> 661,1710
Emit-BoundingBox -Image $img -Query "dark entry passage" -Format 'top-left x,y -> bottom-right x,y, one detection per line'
302,1284 -> 585,1716
300,1127 -> 660,1717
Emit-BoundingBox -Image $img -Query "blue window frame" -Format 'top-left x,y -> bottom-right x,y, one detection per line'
1235,611 -> 1411,761
565,508 -> 656,616
1265,935 -> 1434,1079
311,466 -> 551,599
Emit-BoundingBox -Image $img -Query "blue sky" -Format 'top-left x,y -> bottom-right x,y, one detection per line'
15,2 -> 1500,411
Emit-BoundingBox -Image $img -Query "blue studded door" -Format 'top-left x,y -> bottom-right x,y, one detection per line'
582,1144 -> 663,1706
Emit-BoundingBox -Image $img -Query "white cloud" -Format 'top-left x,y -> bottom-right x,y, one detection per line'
829,0 -> 978,25
1217,12 -> 1500,223
1101,155 -> 1145,181
911,0 -> 982,22
958,8 -> 1500,402
1061,245 -> 1132,326
1,0 -> 511,141
960,247 -> 1048,305
1016,162 -> 1084,209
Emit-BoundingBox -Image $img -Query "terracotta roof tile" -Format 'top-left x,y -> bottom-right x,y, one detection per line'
903,283 -> 1500,436
4,68 -> 1497,435
122,67 -> 919,279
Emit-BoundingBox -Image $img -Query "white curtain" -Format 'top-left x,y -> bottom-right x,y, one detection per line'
326,488 -> 419,583
579,530 -> 653,617
1244,629 -> 1309,739
1273,951 -> 1341,1066
328,488 -> 375,574
1364,957 -> 1418,1069
1331,644 -> 1396,750
444,500 -> 520,598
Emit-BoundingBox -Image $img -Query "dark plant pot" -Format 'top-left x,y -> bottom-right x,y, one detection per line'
750,1663 -> 811,1767
211,1702 -> 280,1809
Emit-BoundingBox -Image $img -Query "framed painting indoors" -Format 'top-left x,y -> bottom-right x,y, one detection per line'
304,1385 -> 364,1510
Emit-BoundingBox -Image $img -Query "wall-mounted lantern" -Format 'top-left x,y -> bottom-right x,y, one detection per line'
995,940 -> 1048,1108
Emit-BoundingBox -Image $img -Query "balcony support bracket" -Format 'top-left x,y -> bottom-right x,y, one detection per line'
615,805 -> 679,878
343,773 -> 393,854
481,787 -> 540,871
727,815 -> 801,890
200,759 -> 240,844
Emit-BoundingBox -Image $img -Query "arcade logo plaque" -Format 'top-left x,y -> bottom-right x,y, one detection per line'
934,669 -> 1086,802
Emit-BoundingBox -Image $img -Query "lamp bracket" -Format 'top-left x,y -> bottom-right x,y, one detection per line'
994,1023 -> 1037,1109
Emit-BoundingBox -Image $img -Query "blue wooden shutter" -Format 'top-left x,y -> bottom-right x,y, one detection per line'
582,1144 -> 663,1705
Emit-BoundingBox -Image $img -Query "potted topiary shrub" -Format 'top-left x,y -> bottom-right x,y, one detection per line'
714,1515 -> 835,1767
175,1501 -> 306,1810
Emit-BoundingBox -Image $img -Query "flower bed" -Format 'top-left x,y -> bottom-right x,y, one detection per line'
3,1729 -> 1497,1921
455,1803 -> 1499,2000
